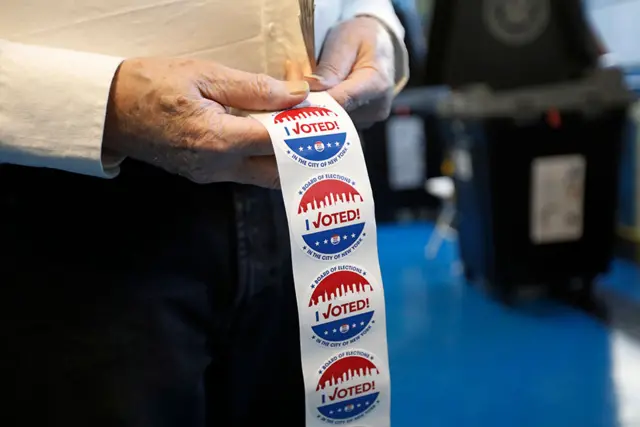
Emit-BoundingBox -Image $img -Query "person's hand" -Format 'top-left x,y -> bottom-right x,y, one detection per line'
305,16 -> 396,128
103,57 -> 310,188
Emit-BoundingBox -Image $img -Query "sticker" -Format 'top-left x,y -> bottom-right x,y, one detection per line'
307,265 -> 377,349
385,115 -> 426,190
314,350 -> 383,424
296,173 -> 367,261
530,154 -> 586,244
250,92 -> 390,427
273,106 -> 351,168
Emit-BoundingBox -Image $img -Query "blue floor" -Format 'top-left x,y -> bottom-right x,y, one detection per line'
379,222 -> 640,427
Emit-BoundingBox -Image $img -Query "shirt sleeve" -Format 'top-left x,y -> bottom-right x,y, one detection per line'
0,39 -> 125,178
340,0 -> 410,94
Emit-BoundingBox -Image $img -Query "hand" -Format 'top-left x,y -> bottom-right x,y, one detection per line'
306,16 -> 396,128
103,57 -> 310,188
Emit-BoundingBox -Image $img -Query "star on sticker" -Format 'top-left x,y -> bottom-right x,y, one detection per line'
327,143 -> 332,147
287,150 -> 291,154
363,233 -> 367,237
298,146 -> 304,152
324,239 -> 328,244
360,321 -> 365,326
324,331 -> 328,335
357,404 -> 361,408
352,181 -> 356,186
303,246 -> 307,250
315,241 -> 320,246
343,235 -> 348,240
352,323 -> 356,328
351,233 -> 356,238
335,142 -> 340,146
299,191 -> 303,195
332,328 -> 337,333
307,145 -> 312,150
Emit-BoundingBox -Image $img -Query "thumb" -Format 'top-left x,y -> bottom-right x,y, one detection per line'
305,29 -> 358,91
203,65 -> 309,111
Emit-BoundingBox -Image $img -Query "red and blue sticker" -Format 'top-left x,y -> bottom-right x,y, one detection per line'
306,265 -> 377,349
314,350 -> 382,424
273,106 -> 350,168
295,174 -> 367,261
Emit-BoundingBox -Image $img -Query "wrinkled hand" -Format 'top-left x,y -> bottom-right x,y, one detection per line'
306,16 -> 396,127
103,57 -> 309,188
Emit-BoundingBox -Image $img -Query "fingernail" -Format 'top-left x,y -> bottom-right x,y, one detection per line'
285,80 -> 310,95
305,74 -> 325,83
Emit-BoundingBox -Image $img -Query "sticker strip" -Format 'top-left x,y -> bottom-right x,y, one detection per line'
251,92 -> 390,427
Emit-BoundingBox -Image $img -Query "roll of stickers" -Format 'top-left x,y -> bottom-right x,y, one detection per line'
251,92 -> 391,427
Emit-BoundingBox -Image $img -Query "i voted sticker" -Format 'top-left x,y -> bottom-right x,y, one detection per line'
250,92 -> 390,427
314,350 -> 383,424
273,106 -> 351,168
295,173 -> 367,261
307,265 -> 377,349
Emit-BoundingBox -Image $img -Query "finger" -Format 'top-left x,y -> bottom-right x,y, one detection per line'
327,68 -> 388,112
200,112 -> 274,157
306,27 -> 359,90
200,64 -> 309,111
233,155 -> 281,189
302,60 -> 313,78
347,95 -> 393,127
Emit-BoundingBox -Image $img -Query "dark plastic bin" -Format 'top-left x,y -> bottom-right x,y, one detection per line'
361,88 -> 449,223
436,68 -> 633,301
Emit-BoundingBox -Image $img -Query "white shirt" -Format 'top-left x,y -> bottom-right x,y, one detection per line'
0,0 -> 408,178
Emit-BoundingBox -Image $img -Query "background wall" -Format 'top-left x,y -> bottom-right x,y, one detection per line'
587,0 -> 640,66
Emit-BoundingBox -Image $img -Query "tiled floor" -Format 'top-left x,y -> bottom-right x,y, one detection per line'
379,222 -> 640,427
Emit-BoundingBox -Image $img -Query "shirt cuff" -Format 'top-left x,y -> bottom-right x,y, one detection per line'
341,0 -> 410,94
0,40 -> 125,178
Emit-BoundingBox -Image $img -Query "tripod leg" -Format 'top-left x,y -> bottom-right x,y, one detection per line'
425,201 -> 456,259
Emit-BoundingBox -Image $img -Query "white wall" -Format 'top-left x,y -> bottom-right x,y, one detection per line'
587,0 -> 640,66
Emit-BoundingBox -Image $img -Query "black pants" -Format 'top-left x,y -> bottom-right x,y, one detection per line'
0,161 -> 304,427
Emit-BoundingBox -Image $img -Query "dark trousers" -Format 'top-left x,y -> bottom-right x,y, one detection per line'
0,161 -> 304,427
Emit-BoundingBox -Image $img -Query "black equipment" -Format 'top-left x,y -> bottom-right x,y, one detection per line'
423,0 -> 634,303
424,0 -> 601,90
